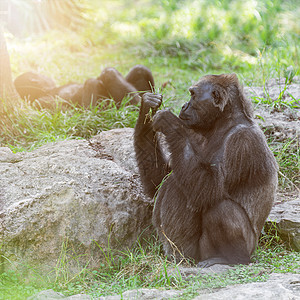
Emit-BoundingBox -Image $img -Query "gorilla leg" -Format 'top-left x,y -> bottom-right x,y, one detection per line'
98,67 -> 140,106
81,78 -> 109,107
30,83 -> 83,109
53,83 -> 83,104
198,200 -> 256,267
125,65 -> 155,94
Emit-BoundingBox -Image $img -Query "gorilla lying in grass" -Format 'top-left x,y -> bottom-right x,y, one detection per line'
14,65 -> 155,109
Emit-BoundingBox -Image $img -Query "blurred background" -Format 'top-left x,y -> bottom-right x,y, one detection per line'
0,0 -> 299,159
1,0 -> 299,87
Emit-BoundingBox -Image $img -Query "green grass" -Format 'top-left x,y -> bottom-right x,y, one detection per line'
271,137 -> 300,189
0,270 -> 41,300
0,97 -> 138,152
0,235 -> 299,299
2,0 -> 299,152
6,0 -> 299,84
0,0 -> 299,298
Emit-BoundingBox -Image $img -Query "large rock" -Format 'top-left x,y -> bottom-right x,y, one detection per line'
106,274 -> 300,300
0,128 -> 153,273
268,197 -> 300,251
195,273 -> 300,300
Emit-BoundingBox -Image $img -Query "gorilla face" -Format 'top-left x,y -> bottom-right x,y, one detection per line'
179,81 -> 222,130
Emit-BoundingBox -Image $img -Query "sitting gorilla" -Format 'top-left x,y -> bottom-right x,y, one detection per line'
134,73 -> 278,267
14,65 -> 155,109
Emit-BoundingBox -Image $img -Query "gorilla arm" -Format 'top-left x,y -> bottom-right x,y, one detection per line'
134,93 -> 170,198
152,109 -> 225,212
224,125 -> 278,192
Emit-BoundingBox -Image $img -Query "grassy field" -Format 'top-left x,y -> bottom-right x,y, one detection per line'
0,240 -> 299,299
2,0 -> 300,151
0,0 -> 299,298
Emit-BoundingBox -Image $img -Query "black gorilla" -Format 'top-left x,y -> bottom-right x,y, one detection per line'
134,73 -> 278,266
14,65 -> 154,109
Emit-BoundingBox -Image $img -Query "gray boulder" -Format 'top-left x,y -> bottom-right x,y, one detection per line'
107,274 -> 300,300
268,197 -> 300,251
195,273 -> 300,300
0,128 -> 153,273
254,106 -> 299,142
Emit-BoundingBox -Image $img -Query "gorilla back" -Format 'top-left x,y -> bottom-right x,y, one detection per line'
134,73 -> 278,267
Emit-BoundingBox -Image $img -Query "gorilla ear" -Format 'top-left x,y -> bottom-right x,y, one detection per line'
212,90 -> 221,105
212,86 -> 228,111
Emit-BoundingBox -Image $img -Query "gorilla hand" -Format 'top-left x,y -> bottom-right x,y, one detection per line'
152,109 -> 185,135
140,92 -> 162,117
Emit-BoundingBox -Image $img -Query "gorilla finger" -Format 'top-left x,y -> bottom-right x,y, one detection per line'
142,92 -> 162,102
143,97 -> 162,110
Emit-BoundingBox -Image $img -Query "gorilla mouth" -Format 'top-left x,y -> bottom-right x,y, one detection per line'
179,113 -> 189,121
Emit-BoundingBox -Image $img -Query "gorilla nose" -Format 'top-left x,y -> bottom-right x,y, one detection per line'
182,102 -> 189,111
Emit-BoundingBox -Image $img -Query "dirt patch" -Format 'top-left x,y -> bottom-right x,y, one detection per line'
245,76 -> 300,109
244,77 -> 300,142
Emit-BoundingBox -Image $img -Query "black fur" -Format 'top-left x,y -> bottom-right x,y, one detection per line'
134,73 -> 278,266
14,65 -> 155,108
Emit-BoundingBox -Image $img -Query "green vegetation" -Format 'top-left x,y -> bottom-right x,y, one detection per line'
0,98 -> 138,152
270,137 -> 300,189
0,0 -> 299,298
8,0 -> 300,84
0,236 -> 299,299
1,0 -> 299,184
2,0 -> 299,151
